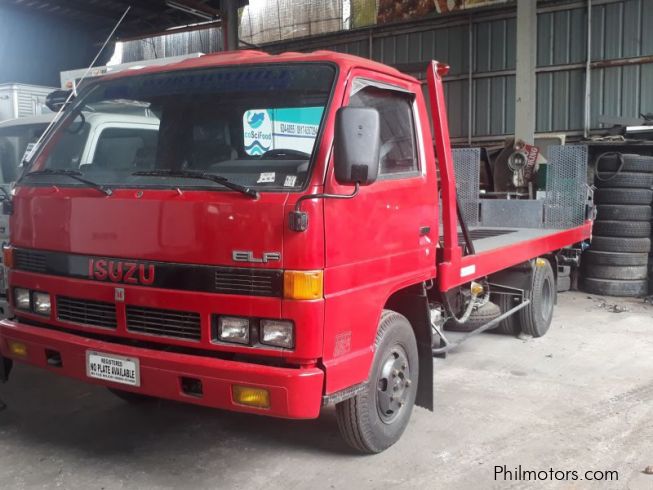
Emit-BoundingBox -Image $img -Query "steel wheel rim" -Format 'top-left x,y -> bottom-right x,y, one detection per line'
375,345 -> 412,424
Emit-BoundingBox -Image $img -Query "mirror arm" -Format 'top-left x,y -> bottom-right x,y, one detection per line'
288,182 -> 360,232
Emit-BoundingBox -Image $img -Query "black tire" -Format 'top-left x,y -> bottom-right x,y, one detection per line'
592,220 -> 651,238
582,277 -> 648,297
590,236 -> 651,253
582,264 -> 648,280
596,205 -> 652,222
583,250 -> 649,266
445,301 -> 501,332
595,153 -> 653,173
557,275 -> 571,292
491,293 -> 519,335
336,310 -> 418,454
108,388 -> 156,404
595,172 -> 653,189
519,259 -> 555,338
594,188 -> 653,205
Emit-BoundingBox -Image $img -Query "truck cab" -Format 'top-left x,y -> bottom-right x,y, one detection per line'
0,51 -> 592,454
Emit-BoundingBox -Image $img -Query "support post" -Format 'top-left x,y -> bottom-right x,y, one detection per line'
223,0 -> 239,50
515,0 -> 537,143
584,0 -> 592,139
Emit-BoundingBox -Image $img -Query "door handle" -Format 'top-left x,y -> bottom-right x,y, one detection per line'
419,226 -> 431,236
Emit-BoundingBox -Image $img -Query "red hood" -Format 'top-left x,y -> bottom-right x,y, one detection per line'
11,187 -> 288,268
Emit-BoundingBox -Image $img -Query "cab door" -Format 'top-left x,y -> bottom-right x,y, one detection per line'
321,71 -> 438,394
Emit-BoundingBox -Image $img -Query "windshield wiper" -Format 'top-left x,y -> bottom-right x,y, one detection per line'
132,170 -> 259,199
19,169 -> 112,196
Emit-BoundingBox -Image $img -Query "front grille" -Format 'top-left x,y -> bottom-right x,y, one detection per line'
11,248 -> 283,297
214,269 -> 283,296
56,296 -> 117,329
14,249 -> 47,273
126,305 -> 201,341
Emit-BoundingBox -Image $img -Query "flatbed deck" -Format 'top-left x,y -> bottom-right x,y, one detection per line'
437,222 -> 592,291
459,227 -> 566,254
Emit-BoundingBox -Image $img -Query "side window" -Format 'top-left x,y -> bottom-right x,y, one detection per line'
348,84 -> 419,178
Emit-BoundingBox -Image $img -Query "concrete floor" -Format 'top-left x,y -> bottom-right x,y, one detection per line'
0,292 -> 652,489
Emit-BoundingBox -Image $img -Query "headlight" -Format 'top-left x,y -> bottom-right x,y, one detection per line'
260,320 -> 294,349
217,316 -> 250,344
14,288 -> 30,310
32,292 -> 51,316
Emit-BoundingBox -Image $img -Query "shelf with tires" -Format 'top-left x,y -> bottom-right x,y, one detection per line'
581,153 -> 653,297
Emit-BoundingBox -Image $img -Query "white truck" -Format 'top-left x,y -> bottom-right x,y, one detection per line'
0,84 -> 55,122
0,110 -> 159,316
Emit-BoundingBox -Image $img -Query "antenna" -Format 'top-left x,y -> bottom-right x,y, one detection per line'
21,6 -> 132,170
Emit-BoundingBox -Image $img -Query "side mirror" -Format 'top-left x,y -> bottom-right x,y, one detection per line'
45,89 -> 73,112
334,107 -> 380,185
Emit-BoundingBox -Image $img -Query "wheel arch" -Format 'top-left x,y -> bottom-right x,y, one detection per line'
383,282 -> 433,411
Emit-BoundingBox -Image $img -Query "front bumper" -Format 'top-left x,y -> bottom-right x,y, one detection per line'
0,319 -> 324,419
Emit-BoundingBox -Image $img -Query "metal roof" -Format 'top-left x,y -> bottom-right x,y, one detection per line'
0,0 -> 233,39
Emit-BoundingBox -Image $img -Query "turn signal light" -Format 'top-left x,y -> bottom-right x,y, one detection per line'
232,385 -> 270,409
2,245 -> 13,269
283,270 -> 323,300
8,341 -> 27,358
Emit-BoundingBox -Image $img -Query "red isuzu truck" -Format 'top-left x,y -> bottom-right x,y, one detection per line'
0,51 -> 592,453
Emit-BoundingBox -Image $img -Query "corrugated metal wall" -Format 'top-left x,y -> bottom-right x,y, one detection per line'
537,0 -> 653,132
120,27 -> 224,63
262,0 -> 653,143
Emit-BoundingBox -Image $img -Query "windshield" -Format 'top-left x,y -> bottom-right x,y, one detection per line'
0,123 -> 48,184
26,63 -> 336,191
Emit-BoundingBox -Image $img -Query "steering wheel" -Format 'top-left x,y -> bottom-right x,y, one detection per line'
260,148 -> 310,159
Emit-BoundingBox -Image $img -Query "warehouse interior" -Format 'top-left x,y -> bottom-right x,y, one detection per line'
0,0 -> 652,488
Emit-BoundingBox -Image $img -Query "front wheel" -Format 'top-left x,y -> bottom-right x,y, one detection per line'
108,388 -> 156,404
336,310 -> 418,454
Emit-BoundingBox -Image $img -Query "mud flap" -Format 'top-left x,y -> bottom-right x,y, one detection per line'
385,284 -> 433,411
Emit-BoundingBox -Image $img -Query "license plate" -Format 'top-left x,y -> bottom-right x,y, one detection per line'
86,351 -> 140,387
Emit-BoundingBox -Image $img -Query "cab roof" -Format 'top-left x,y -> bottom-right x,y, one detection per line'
101,50 -> 419,85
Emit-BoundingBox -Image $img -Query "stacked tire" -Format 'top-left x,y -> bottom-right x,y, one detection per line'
581,153 -> 653,297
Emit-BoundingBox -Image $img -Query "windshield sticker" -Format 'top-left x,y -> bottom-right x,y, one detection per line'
243,110 -> 273,156
243,107 -> 324,156
257,172 -> 275,183
284,175 -> 297,187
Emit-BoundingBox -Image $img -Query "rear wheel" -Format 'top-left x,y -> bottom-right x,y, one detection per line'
445,301 -> 501,332
491,293 -> 519,335
336,310 -> 418,454
519,259 -> 555,338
